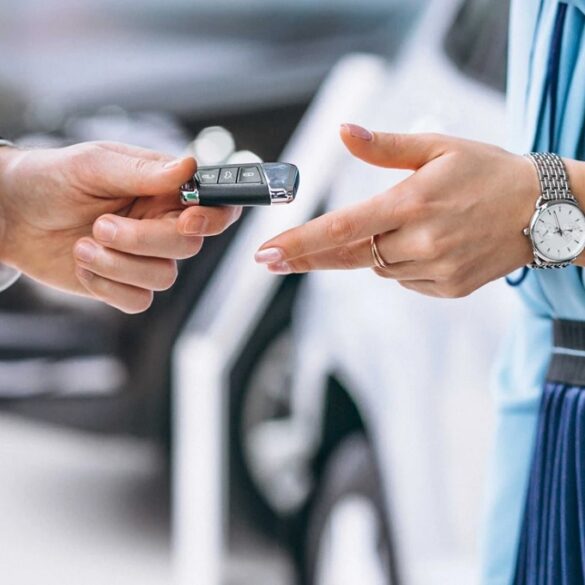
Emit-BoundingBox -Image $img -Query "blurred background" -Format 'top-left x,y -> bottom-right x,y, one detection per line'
0,0 -> 518,584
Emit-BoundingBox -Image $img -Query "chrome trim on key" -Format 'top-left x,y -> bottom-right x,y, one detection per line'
180,180 -> 200,206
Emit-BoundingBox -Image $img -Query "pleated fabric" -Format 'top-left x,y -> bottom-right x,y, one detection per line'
513,382 -> 585,584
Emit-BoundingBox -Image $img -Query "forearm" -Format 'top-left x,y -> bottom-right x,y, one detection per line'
0,145 -> 28,270
0,143 -> 25,288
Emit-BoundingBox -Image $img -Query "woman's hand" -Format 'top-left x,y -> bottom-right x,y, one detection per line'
255,124 -> 539,298
0,142 -> 241,312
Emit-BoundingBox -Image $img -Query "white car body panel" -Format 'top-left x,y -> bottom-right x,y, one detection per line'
173,0 -> 519,582
172,53 -> 390,585
290,1 -> 521,583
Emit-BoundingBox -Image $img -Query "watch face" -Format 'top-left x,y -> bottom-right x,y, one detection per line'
531,201 -> 585,262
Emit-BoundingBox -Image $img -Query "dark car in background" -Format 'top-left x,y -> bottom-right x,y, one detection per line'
0,0 -> 423,440
0,3 -> 424,584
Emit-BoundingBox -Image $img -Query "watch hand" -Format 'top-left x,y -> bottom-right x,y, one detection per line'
553,210 -> 564,236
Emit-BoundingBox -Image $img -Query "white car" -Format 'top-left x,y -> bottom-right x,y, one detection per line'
173,0 -> 518,584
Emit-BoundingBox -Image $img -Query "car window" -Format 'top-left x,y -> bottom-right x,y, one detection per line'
443,0 -> 510,93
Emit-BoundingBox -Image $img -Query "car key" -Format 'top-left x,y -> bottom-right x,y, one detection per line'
180,162 -> 299,206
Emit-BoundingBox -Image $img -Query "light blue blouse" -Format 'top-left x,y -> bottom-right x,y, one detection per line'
481,1 -> 585,583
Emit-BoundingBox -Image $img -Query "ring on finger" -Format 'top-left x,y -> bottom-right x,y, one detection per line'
370,234 -> 391,270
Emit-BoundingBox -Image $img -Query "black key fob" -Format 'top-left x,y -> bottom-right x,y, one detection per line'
180,162 -> 299,206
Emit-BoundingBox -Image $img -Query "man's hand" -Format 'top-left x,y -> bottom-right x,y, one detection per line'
255,124 -> 540,298
0,142 -> 241,312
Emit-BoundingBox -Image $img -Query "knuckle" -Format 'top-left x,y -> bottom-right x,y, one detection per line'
67,143 -> 101,182
383,133 -> 401,152
129,225 -> 148,251
327,215 -> 355,245
431,235 -> 451,258
131,159 -> 150,190
400,193 -> 428,221
335,245 -> 359,269
133,156 -> 149,174
414,228 -> 438,259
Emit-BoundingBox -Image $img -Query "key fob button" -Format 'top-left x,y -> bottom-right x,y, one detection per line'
196,168 -> 220,184
238,166 -> 262,184
218,168 -> 237,184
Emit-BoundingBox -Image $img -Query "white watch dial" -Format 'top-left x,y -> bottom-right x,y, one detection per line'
531,201 -> 585,262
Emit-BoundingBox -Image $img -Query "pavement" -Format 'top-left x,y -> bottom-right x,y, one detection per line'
0,413 -> 171,585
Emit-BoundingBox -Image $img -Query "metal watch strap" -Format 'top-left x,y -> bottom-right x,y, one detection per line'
525,152 -> 575,269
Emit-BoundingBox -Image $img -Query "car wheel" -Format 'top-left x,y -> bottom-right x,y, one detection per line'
305,433 -> 399,585
229,276 -> 309,535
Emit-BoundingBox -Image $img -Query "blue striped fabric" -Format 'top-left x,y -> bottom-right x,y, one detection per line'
483,1 -> 585,584
513,382 -> 585,584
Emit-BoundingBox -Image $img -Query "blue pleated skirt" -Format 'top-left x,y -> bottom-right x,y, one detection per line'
514,320 -> 585,584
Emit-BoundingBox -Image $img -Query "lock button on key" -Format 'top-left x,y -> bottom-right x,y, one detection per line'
197,168 -> 220,184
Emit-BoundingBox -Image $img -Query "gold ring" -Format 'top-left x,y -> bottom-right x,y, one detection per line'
370,234 -> 391,270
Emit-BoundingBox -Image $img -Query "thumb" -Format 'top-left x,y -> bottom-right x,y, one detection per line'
339,124 -> 447,170
71,142 -> 197,197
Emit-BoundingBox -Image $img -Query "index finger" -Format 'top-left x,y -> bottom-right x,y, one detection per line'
256,181 -> 412,262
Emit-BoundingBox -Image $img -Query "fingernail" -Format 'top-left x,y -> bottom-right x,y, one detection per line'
74,241 -> 97,264
342,123 -> 373,142
76,267 -> 94,281
95,219 -> 117,243
267,261 -> 291,275
255,247 -> 284,264
184,215 -> 208,235
163,159 -> 181,169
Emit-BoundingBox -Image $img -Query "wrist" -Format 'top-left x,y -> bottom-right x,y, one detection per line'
514,153 -> 541,266
0,146 -> 28,269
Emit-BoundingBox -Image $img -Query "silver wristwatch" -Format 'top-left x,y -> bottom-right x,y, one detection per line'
523,152 -> 585,269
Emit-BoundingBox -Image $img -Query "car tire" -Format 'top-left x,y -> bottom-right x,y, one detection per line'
229,275 -> 305,536
304,433 -> 400,585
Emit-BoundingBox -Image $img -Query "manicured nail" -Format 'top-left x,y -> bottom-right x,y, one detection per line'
255,247 -> 284,264
342,123 -> 373,142
184,215 -> 208,235
267,261 -> 291,275
76,267 -> 94,281
94,219 -> 117,243
163,159 -> 181,169
74,241 -> 97,264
